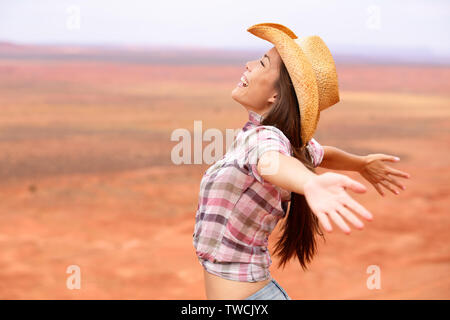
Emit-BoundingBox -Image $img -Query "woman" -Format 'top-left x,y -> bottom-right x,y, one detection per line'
192,23 -> 410,300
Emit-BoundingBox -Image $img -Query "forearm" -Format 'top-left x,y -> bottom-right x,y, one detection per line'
256,151 -> 316,195
320,146 -> 365,172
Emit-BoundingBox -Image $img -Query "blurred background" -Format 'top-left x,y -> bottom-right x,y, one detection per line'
0,0 -> 449,299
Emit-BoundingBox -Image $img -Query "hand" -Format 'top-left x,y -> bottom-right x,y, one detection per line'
358,154 -> 411,197
304,172 -> 373,234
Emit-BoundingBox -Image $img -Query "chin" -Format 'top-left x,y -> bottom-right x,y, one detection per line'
231,87 -> 251,111
231,86 -> 240,102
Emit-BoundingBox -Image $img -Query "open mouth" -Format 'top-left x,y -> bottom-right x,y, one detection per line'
237,75 -> 249,88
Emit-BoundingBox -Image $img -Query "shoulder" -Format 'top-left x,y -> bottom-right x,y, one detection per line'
242,125 -> 292,162
245,125 -> 291,148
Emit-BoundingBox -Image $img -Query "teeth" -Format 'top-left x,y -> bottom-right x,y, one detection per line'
240,76 -> 248,87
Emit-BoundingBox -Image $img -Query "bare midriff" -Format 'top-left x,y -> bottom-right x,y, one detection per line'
203,268 -> 272,300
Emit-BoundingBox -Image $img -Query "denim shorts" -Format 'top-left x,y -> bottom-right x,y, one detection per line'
244,279 -> 291,300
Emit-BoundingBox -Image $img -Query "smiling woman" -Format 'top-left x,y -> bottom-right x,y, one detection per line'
231,48 -> 281,115
193,22 -> 377,300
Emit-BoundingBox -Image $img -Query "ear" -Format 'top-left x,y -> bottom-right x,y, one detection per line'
267,91 -> 278,104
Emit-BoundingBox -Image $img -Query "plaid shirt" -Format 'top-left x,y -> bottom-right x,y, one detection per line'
192,110 -> 324,282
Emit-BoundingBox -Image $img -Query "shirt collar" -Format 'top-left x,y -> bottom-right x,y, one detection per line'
243,110 -> 264,131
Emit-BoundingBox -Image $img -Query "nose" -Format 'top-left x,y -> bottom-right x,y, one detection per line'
245,61 -> 251,71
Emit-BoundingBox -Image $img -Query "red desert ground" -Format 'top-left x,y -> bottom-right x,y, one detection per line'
0,43 -> 449,299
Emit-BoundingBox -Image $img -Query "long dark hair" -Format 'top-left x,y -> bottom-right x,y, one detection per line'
260,59 -> 326,271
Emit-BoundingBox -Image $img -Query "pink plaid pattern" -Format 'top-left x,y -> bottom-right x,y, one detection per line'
193,110 -> 324,282
306,135 -> 324,167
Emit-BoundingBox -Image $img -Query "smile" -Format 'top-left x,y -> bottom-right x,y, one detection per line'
238,74 -> 249,88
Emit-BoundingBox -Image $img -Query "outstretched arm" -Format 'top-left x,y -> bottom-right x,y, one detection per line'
319,146 -> 366,171
319,146 -> 411,197
256,151 -> 373,234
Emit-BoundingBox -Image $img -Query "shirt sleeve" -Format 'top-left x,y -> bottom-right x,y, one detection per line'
306,137 -> 324,167
246,126 -> 292,185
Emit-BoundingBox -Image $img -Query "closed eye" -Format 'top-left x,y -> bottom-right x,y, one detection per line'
260,60 -> 265,67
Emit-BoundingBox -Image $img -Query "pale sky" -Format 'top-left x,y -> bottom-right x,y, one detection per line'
1,0 -> 449,58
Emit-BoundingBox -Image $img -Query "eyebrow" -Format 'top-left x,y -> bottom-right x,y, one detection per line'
264,54 -> 270,64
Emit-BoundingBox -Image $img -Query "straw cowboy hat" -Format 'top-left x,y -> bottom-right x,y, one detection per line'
247,22 -> 340,147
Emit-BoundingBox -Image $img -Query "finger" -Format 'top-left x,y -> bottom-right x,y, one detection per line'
382,155 -> 401,162
327,210 -> 351,234
372,182 -> 385,197
379,179 -> 400,195
316,211 -> 333,233
387,167 -> 411,179
336,204 -> 364,229
384,174 -> 406,191
342,176 -> 367,194
341,194 -> 373,221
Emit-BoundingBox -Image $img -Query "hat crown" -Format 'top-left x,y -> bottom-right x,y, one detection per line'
294,36 -> 340,111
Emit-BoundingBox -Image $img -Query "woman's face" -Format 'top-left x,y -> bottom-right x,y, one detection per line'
231,46 -> 281,115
